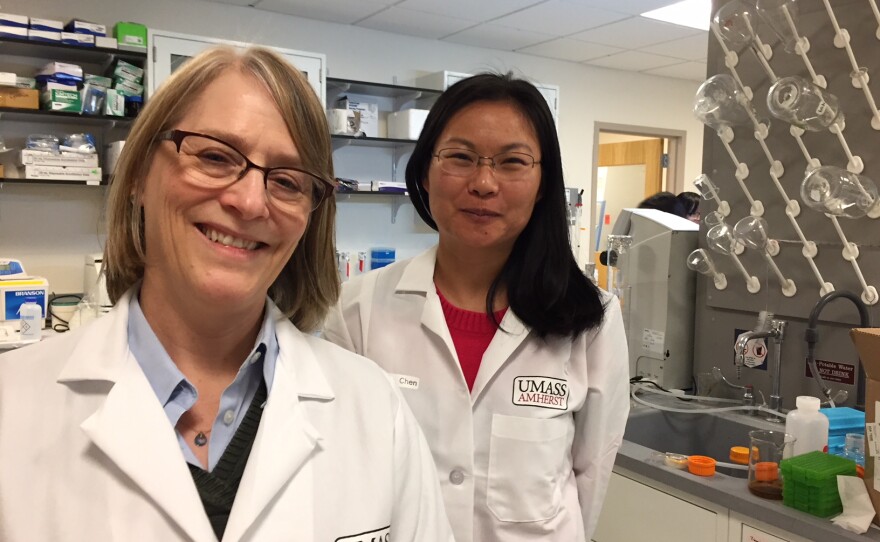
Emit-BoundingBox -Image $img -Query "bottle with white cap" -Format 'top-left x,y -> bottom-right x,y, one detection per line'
18,301 -> 42,342
785,396 -> 829,456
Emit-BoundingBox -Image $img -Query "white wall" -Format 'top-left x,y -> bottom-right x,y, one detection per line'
0,0 -> 705,292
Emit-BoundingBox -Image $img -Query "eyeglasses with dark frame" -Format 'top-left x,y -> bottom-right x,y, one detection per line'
432,148 -> 541,180
157,129 -> 336,212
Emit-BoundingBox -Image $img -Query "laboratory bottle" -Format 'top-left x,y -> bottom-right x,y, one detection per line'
19,301 -> 42,342
785,396 -> 829,457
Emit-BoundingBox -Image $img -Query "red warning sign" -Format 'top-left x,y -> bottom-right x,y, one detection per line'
804,359 -> 855,386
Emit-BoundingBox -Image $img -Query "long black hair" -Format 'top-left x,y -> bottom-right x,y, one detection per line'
405,72 -> 605,339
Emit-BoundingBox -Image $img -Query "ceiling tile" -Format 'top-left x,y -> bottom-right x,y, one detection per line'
443,23 -> 554,50
642,61 -> 708,81
570,16 -> 703,49
573,0 -> 687,16
492,0 -> 629,36
518,38 -> 624,62
208,0 -> 256,6
395,0 -> 543,23
357,7 -> 475,39
254,0 -> 392,24
583,50 -> 684,71
640,32 -> 709,61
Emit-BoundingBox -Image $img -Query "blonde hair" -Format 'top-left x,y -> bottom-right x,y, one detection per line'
104,46 -> 338,331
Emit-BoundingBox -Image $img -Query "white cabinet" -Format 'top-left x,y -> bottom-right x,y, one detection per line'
728,511 -> 812,542
595,470 -> 821,542
416,70 -> 559,124
148,30 -> 325,103
593,472 -> 728,542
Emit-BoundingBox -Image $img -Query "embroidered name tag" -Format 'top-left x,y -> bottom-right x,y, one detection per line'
393,374 -> 419,390
335,526 -> 391,542
513,376 -> 569,410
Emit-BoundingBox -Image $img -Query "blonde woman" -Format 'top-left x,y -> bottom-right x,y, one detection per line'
0,46 -> 452,541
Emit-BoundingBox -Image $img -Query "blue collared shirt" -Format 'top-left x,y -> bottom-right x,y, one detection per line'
127,293 -> 278,472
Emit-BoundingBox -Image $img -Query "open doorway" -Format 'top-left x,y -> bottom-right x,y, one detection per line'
588,123 -> 688,283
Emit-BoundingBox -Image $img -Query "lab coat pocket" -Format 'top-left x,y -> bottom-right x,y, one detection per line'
487,413 -> 569,522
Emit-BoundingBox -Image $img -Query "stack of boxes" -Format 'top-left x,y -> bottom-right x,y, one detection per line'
780,450 -> 858,518
0,13 -> 142,50
19,146 -> 101,183
37,61 -> 83,112
820,406 -> 865,456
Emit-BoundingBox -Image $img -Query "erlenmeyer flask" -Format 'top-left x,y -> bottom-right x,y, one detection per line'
733,216 -> 770,250
756,0 -> 801,54
707,223 -> 737,255
801,166 -> 879,219
767,76 -> 842,131
694,74 -> 753,132
713,0 -> 761,50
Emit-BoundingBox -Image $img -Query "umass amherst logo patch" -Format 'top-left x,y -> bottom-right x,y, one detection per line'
335,526 -> 390,542
512,376 -> 568,410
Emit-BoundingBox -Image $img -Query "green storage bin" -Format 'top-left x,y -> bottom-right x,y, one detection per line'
780,451 -> 857,518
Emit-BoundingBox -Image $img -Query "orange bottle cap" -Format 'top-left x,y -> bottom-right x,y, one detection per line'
755,461 -> 779,482
729,446 -> 749,465
688,455 -> 717,477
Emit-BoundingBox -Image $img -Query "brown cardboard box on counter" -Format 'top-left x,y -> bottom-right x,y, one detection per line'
0,88 -> 39,109
850,328 -> 880,525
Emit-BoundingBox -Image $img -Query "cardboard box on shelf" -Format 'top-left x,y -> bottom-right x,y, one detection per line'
387,109 -> 430,140
0,13 -> 28,28
335,96 -> 378,138
27,29 -> 61,43
64,20 -> 107,36
0,25 -> 27,38
113,22 -> 147,52
19,149 -> 99,168
24,165 -> 102,182
95,36 -> 117,49
0,88 -> 38,109
60,32 -> 94,47
849,327 -> 880,525
30,18 -> 62,31
40,89 -> 81,112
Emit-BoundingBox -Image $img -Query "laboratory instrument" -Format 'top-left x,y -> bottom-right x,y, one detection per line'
608,209 -> 698,389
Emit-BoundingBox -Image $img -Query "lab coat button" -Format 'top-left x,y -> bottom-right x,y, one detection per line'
449,469 -> 465,485
223,409 -> 235,425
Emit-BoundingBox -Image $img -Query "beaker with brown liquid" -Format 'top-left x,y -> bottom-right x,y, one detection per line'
748,431 -> 795,500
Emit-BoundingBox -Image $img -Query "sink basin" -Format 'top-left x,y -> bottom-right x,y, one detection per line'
624,407 -> 768,478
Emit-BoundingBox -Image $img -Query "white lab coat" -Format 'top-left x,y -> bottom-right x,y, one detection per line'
0,290 -> 454,542
323,246 -> 630,542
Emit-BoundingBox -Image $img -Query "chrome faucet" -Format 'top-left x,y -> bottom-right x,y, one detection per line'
734,318 -> 788,423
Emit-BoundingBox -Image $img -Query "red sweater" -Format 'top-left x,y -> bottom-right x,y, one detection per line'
437,288 -> 508,392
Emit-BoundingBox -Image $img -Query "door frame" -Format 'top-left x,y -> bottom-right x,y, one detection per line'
589,122 -> 688,258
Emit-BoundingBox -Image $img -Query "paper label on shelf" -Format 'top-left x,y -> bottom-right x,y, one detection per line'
642,328 -> 664,355
866,421 -> 879,458
876,456 -> 880,490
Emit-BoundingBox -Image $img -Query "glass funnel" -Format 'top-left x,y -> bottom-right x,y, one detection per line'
800,166 -> 879,218
767,76 -> 842,131
694,74 -> 754,132
756,0 -> 801,54
707,223 -> 737,255
713,0 -> 761,50
732,216 -> 770,250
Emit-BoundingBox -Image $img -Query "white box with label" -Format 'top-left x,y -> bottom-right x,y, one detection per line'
387,109 -> 429,140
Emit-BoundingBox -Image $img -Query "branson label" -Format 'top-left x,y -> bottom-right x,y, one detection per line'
513,376 -> 569,410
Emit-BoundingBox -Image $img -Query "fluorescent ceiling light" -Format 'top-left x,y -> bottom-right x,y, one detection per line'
641,0 -> 711,31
